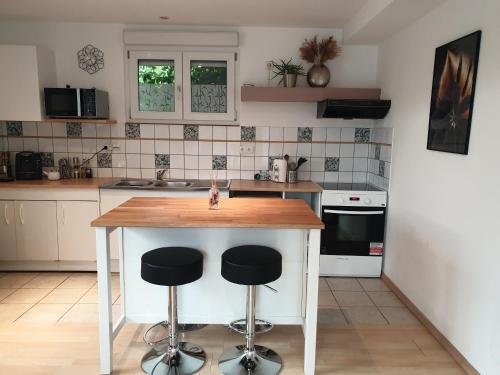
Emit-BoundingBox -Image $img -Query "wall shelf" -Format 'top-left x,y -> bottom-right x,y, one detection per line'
241,86 -> 381,102
45,118 -> 117,124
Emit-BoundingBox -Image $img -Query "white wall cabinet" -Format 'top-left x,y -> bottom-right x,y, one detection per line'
14,201 -> 58,261
0,45 -> 56,121
57,201 -> 98,262
0,201 -> 16,261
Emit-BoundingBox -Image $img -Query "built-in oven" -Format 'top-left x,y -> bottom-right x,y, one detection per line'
320,189 -> 387,277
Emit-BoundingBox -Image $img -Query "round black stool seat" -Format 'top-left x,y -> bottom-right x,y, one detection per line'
221,245 -> 282,285
141,247 -> 203,286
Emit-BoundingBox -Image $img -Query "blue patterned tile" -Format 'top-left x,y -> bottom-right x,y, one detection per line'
241,126 -> 256,142
155,154 -> 170,168
40,152 -> 54,167
324,157 -> 339,172
66,122 -> 82,137
126,123 -> 141,138
97,153 -> 112,168
212,155 -> 227,170
297,127 -> 312,143
183,125 -> 199,140
6,121 -> 22,137
354,128 -> 370,143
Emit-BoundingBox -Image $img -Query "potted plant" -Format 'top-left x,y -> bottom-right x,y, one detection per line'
271,58 -> 305,87
299,35 -> 341,87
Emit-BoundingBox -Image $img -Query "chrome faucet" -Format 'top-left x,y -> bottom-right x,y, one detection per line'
156,169 -> 169,181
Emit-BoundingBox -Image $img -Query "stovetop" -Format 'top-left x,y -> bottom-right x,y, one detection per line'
319,182 -> 384,192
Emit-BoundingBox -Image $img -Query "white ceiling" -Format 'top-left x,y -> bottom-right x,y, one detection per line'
0,0 -> 368,28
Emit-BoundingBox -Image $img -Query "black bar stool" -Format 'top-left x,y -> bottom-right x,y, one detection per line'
219,245 -> 283,375
140,247 -> 206,375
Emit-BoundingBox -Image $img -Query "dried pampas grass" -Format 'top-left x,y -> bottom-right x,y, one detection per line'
300,35 -> 341,64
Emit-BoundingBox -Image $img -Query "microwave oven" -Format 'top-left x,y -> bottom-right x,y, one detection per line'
44,88 -> 109,119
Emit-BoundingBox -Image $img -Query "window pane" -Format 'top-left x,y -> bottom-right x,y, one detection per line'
138,60 -> 175,112
190,60 -> 227,113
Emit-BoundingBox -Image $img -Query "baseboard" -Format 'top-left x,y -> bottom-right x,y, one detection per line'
381,273 -> 480,375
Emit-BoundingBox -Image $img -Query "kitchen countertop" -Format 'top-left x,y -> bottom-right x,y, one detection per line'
0,178 -> 118,189
91,197 -> 324,229
229,179 -> 323,193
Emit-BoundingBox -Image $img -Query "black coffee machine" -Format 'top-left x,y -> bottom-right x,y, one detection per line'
15,152 -> 43,180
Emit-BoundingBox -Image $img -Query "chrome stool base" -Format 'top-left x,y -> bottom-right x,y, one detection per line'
141,341 -> 206,375
144,322 -> 208,345
228,319 -> 273,335
219,345 -> 282,375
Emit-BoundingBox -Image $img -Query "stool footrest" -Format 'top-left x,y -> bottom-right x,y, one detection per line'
143,321 -> 208,346
227,319 -> 273,335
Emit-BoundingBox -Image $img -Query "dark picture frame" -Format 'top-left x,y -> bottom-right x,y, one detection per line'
427,31 -> 481,155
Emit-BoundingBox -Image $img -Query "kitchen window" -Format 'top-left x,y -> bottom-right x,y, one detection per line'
127,50 -> 236,123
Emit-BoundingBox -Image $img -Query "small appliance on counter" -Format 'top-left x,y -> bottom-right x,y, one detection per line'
0,152 -> 13,182
271,159 -> 287,183
15,152 -> 43,180
44,87 -> 109,119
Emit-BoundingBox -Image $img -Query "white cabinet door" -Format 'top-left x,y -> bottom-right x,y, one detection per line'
0,201 -> 16,261
15,201 -> 58,261
57,201 -> 98,261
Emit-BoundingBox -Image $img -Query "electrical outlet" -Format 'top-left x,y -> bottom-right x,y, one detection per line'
240,143 -> 255,155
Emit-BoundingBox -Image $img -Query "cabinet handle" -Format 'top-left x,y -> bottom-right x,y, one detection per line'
19,204 -> 24,225
62,205 -> 66,225
4,204 -> 9,225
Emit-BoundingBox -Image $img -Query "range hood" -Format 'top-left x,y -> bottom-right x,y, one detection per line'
317,99 -> 391,119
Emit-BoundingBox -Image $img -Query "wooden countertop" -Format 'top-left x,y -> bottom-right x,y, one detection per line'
229,179 -> 323,193
91,197 -> 324,229
0,178 -> 118,189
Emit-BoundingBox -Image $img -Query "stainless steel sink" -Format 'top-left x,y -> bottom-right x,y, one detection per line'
154,181 -> 193,188
115,180 -> 154,187
100,179 -> 229,191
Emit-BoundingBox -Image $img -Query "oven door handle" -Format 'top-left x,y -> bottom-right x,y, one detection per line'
324,209 -> 384,215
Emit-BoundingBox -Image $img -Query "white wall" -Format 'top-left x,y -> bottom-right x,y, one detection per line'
0,21 -> 378,128
376,0 -> 500,373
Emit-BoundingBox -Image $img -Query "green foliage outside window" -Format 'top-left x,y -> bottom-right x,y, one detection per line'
138,64 -> 227,85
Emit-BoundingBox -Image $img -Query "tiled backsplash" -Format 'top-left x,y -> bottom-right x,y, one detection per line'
0,121 -> 393,188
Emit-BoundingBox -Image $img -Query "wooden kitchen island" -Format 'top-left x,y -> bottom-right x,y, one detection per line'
91,197 -> 324,375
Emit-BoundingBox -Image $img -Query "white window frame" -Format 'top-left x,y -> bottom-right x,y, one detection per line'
128,51 -> 183,120
182,52 -> 236,122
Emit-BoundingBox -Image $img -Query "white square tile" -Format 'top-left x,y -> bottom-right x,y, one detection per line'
82,124 -> 96,137
353,172 -> 367,183
155,140 -> 169,154
198,126 -> 212,140
256,127 -> 269,141
297,143 -> 312,157
170,154 -> 184,169
185,155 -> 198,169
140,124 -> 154,138
126,140 -> 140,153
283,143 -> 297,156
199,156 -> 212,169
198,169 -> 211,179
37,122 -> 52,137
212,126 -> 226,140
154,124 -> 169,138
215,170 -> 226,179
96,124 -> 111,138
112,153 -> 126,168
325,143 -> 340,157
298,170 -> 311,180
67,139 -> 82,153
199,141 -> 212,155
213,142 -> 226,155
269,143 -> 283,156
339,172 -> 353,183
311,143 -> 325,157
141,140 -> 154,154
339,158 -> 354,172
170,141 -> 184,154
111,123 -> 124,138
52,124 -> 66,137
97,168 -> 112,177
255,156 -> 268,170
327,128 -> 341,142
53,139 -> 67,152
185,169 -> 198,179
241,156 -> 254,170
184,141 -> 198,155
126,168 -> 141,178
340,143 -> 354,157
284,127 -> 297,142
312,128 -> 326,141
226,126 -> 239,141
269,127 -> 283,141
113,139 -> 126,153
38,138 -> 53,152
341,127 -> 355,142
227,170 -> 240,179
311,158 -> 325,172
324,171 -> 339,182
112,168 -> 126,178
241,170 -> 254,179
23,122 -> 37,136
354,143 -> 369,157
170,169 -> 184,179
169,125 -> 183,139
126,154 -> 140,169
141,154 -> 154,168
226,142 -> 240,155
353,158 -> 368,172
310,171 -> 324,182
227,156 -> 240,170
255,143 -> 268,157
141,169 -> 155,179
23,138 -> 38,152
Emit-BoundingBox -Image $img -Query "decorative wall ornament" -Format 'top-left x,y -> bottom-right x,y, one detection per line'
77,44 -> 104,74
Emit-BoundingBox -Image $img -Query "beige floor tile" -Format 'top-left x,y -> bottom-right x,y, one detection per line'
357,277 -> 390,291
39,289 -> 88,304
367,291 -> 404,307
319,277 -> 330,291
333,291 -> 374,307
78,288 -> 120,304
16,304 -> 73,324
318,291 -> 338,308
0,289 -> 16,301
1,288 -> 52,304
317,308 -> 349,326
0,304 -> 33,323
111,274 -> 120,289
57,273 -> 97,289
379,307 -> 421,326
342,306 -> 388,326
59,303 -> 98,323
0,273 -> 38,289
326,277 -> 363,291
22,274 -> 70,289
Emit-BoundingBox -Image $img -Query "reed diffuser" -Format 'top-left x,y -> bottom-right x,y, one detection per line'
209,171 -> 220,210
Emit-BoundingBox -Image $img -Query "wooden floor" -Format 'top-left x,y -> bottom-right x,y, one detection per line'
0,272 -> 465,374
